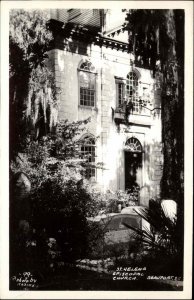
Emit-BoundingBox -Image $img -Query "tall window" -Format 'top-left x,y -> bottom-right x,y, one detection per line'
79,61 -> 96,107
115,71 -> 152,115
126,72 -> 140,113
80,135 -> 96,179
115,77 -> 125,107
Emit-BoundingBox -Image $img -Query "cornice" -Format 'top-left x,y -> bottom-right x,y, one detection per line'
49,19 -> 130,53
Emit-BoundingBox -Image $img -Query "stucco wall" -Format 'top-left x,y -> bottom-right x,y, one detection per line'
49,40 -> 163,206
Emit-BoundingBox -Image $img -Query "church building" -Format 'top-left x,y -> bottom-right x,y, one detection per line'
48,9 -> 163,207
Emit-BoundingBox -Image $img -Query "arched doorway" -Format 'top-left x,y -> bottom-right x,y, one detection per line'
124,137 -> 143,204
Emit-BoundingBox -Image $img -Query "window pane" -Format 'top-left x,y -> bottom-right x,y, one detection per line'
80,72 -> 90,88
79,70 -> 95,107
80,137 -> 96,179
116,81 -> 124,106
89,74 -> 95,89
126,72 -> 140,113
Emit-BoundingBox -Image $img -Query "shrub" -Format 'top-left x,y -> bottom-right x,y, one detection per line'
10,119 -> 103,276
123,199 -> 183,277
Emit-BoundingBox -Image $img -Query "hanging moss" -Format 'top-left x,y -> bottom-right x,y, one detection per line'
9,10 -> 59,159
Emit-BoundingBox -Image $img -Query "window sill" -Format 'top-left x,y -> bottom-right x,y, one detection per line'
128,114 -> 153,126
78,105 -> 98,112
84,177 -> 97,184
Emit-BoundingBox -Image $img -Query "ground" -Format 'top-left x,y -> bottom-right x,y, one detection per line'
11,265 -> 183,291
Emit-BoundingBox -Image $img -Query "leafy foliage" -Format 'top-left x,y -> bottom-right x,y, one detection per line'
125,10 -> 184,262
123,199 -> 182,276
9,9 -> 58,158
10,116 -> 107,277
95,189 -> 139,214
9,9 -> 52,67
11,118 -> 91,186
125,9 -> 184,203
126,201 -> 178,254
9,9 -> 104,275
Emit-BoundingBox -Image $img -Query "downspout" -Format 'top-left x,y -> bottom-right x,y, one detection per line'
100,39 -> 104,191
100,9 -> 104,191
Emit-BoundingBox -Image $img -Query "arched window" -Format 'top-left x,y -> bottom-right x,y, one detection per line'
125,137 -> 142,152
78,61 -> 96,107
80,135 -> 96,179
126,71 -> 139,113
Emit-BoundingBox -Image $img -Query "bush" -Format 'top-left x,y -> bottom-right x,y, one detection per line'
9,9 -> 105,282
122,199 -> 183,277
10,120 -> 103,277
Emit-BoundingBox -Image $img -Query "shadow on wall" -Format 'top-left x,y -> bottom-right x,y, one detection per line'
114,138 -> 163,205
143,140 -> 163,200
68,40 -> 88,56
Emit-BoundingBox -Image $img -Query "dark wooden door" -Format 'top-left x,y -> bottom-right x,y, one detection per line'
125,151 -> 142,191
